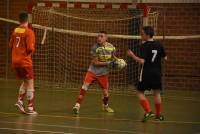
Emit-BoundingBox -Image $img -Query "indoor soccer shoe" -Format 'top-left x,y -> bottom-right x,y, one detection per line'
102,104 -> 114,113
15,101 -> 26,114
142,112 -> 155,122
73,106 -> 80,114
155,115 -> 164,121
27,110 -> 38,115
27,106 -> 38,115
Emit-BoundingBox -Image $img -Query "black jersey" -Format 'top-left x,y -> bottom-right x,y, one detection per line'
140,40 -> 166,73
137,40 -> 166,91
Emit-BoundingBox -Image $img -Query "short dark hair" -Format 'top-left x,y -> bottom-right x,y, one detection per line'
99,31 -> 107,34
142,26 -> 154,38
19,12 -> 28,23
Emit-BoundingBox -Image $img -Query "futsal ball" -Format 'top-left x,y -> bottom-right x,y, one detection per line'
116,59 -> 127,70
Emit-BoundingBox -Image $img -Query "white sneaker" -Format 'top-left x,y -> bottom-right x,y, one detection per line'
72,103 -> 80,114
15,101 -> 26,114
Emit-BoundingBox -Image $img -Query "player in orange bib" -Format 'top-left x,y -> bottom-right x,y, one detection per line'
9,12 -> 37,115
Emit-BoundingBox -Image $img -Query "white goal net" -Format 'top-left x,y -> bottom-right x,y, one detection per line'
31,7 -> 158,91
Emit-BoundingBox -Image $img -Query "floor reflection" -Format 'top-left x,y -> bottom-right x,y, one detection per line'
15,115 -> 37,134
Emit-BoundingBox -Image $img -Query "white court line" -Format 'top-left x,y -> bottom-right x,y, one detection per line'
0,127 -> 73,134
0,121 -> 150,134
0,111 -> 135,121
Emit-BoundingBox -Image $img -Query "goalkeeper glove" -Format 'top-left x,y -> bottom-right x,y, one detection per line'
107,60 -> 117,68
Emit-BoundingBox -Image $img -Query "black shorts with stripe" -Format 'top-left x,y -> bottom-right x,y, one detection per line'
137,70 -> 162,92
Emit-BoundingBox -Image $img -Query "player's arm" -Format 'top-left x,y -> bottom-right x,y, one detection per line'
127,49 -> 145,64
91,57 -> 110,66
164,56 -> 167,61
26,30 -> 35,55
111,47 -> 118,61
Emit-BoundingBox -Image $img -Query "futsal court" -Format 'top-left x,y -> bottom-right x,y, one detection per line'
0,0 -> 200,134
0,80 -> 199,134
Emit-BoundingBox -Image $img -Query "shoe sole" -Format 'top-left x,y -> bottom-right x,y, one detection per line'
105,110 -> 114,113
26,112 -> 38,115
155,118 -> 164,121
15,103 -> 26,114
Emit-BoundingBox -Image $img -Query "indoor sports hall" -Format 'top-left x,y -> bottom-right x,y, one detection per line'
0,0 -> 200,134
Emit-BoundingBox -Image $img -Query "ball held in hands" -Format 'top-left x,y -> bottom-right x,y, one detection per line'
108,59 -> 127,70
115,58 -> 127,70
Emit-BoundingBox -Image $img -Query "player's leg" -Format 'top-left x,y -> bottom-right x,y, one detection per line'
138,91 -> 151,113
14,67 -> 27,114
152,73 -> 164,121
73,71 -> 95,114
154,89 -> 164,121
18,82 -> 26,102
15,81 -> 27,114
20,67 -> 37,115
137,91 -> 155,122
137,80 -> 155,122
15,68 -> 27,102
73,82 -> 90,114
26,78 -> 37,115
97,75 -> 114,113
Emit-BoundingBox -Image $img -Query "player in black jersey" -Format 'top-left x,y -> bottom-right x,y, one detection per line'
127,26 -> 167,122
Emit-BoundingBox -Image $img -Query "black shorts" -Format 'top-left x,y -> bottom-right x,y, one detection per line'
137,71 -> 162,92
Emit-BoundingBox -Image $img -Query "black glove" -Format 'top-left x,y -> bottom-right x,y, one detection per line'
107,60 -> 117,68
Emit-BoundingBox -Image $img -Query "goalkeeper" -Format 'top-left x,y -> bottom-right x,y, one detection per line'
72,31 -> 118,114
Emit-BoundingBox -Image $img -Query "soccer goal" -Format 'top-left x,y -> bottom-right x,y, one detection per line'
1,1 -> 199,92
28,2 -> 158,90
27,1 -> 158,91
0,1 -> 159,91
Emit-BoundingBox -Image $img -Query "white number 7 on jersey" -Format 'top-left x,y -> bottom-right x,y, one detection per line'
16,37 -> 21,48
152,50 -> 157,62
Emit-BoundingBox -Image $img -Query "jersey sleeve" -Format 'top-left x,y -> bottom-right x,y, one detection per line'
140,44 -> 147,59
26,30 -> 35,54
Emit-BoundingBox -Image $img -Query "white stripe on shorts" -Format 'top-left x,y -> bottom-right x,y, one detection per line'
139,64 -> 144,82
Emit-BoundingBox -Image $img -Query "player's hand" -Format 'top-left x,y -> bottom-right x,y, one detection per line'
107,60 -> 117,68
127,49 -> 135,57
